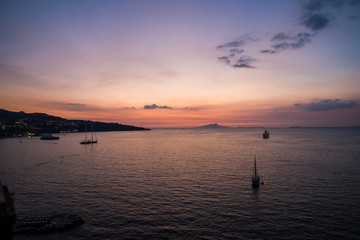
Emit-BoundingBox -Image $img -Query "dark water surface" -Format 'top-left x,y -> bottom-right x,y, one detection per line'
1,128 -> 360,239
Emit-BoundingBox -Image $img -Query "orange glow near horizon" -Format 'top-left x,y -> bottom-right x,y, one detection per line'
3,98 -> 359,128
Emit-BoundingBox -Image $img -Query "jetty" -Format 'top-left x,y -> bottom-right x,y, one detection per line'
13,213 -> 84,234
0,180 -> 83,238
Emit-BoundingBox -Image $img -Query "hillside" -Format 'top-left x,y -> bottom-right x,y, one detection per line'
0,109 -> 150,137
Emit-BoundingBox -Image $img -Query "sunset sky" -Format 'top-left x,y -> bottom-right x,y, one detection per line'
1,0 -> 360,128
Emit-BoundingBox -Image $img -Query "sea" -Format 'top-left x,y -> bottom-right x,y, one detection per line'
1,128 -> 360,239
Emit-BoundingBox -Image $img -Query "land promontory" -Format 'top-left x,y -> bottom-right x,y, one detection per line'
0,109 -> 150,137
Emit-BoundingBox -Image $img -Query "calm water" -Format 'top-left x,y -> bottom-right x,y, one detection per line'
1,128 -> 360,239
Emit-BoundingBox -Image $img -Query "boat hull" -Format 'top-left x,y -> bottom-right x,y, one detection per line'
252,181 -> 260,187
40,134 -> 59,140
252,176 -> 260,187
80,140 -> 97,144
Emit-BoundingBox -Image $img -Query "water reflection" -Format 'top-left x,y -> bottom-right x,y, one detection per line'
0,128 -> 359,240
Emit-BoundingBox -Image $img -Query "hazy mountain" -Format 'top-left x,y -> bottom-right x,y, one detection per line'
196,123 -> 230,129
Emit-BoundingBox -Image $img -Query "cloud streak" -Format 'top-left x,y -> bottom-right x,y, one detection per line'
216,35 -> 256,49
294,99 -> 357,111
0,63 -> 48,87
52,102 -> 104,112
144,104 -> 172,110
44,102 -> 139,113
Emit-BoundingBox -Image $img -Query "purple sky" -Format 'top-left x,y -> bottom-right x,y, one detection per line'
1,0 -> 360,127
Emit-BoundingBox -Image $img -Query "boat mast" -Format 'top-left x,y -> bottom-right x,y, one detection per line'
254,155 -> 257,177
84,124 -> 87,141
91,123 -> 93,141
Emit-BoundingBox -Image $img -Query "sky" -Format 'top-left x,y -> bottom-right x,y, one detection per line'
1,0 -> 360,128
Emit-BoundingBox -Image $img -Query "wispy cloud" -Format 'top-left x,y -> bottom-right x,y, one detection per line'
216,40 -> 245,49
0,63 -> 48,87
261,0 -> 350,55
301,13 -> 331,31
54,102 -> 104,112
297,0 -> 350,31
216,35 -> 257,69
216,35 -> 256,49
218,56 -> 231,65
144,104 -> 172,110
261,32 -> 314,54
121,106 -> 137,110
349,0 -> 360,6
233,56 -> 256,69
294,99 -> 357,111
183,106 -> 200,111
216,0 -> 360,68
218,54 -> 256,69
347,15 -> 358,19
229,48 -> 244,54
45,102 -> 139,113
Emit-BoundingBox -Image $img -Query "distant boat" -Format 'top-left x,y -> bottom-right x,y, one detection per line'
40,134 -> 59,140
80,123 -> 97,144
252,156 -> 260,187
263,130 -> 270,138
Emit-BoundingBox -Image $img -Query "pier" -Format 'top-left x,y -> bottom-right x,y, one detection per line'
0,180 -> 83,237
13,213 -> 84,234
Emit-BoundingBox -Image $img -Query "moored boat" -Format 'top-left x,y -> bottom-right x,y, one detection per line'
80,139 -> 97,144
80,123 -> 97,144
263,130 -> 270,138
40,134 -> 59,140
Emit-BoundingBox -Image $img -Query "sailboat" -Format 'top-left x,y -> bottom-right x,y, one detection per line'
252,156 -> 260,187
263,130 -> 270,138
80,123 -> 97,144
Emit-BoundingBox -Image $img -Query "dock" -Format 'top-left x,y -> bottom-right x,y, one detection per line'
0,180 -> 83,237
13,213 -> 84,234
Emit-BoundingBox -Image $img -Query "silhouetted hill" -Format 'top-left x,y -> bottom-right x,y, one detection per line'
196,123 -> 230,129
0,109 -> 150,137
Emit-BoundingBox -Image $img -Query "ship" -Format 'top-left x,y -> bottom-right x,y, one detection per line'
263,130 -> 270,138
80,123 -> 97,144
40,134 -> 60,140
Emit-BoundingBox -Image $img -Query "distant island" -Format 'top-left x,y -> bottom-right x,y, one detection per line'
196,123 -> 230,129
0,109 -> 150,137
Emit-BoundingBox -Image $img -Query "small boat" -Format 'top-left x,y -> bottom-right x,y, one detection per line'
80,123 -> 97,144
80,139 -> 97,144
252,156 -> 260,187
263,130 -> 270,138
40,134 -> 60,140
